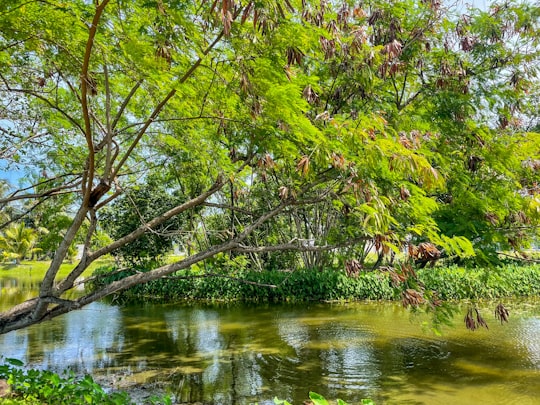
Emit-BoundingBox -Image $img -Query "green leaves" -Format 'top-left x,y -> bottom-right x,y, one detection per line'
0,359 -> 136,405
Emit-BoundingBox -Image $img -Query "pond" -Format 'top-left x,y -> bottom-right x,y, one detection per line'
1,277 -> 539,404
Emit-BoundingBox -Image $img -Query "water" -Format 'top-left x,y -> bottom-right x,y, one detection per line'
1,281 -> 539,404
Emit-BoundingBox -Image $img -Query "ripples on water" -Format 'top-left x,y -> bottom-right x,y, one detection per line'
0,298 -> 539,404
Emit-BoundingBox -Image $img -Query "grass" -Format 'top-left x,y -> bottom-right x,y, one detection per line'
0,258 -> 114,284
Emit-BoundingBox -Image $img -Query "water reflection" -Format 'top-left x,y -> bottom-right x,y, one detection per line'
0,297 -> 539,404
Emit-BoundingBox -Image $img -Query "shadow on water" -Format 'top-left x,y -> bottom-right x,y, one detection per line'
1,285 -> 539,404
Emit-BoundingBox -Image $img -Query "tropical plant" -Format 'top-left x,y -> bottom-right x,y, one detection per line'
0,223 -> 40,264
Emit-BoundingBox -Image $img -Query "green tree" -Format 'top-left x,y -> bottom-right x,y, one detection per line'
101,180 -> 186,266
0,222 -> 40,264
0,0 -> 538,335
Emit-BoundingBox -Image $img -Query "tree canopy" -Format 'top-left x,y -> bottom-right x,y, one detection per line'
0,0 -> 539,334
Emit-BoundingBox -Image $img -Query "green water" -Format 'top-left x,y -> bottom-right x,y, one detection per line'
1,279 -> 539,404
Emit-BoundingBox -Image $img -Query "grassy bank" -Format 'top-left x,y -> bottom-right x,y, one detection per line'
90,263 -> 540,303
0,259 -> 114,284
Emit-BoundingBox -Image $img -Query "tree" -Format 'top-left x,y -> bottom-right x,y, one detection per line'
0,222 -> 40,264
0,0 -> 539,335
101,179 -> 186,266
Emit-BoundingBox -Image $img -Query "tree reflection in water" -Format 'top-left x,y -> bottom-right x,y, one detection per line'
0,300 -> 539,404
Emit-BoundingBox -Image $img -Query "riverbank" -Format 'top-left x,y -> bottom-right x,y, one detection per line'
89,262 -> 540,303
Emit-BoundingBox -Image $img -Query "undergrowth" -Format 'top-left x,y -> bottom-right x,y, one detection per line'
88,262 -> 540,303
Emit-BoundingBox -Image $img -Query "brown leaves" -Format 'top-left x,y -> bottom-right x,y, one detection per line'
485,212 -> 499,226
368,9 -> 383,26
155,43 -> 172,66
286,46 -> 305,66
402,288 -> 425,307
465,308 -> 489,331
345,259 -> 363,277
284,47 -> 305,79
240,1 -> 254,24
399,130 -> 422,150
257,153 -> 275,182
460,35 -> 476,52
351,26 -> 368,52
467,155 -> 483,172
217,0 -> 234,36
278,185 -> 289,200
353,7 -> 367,19
399,186 -> 410,201
383,39 -> 403,60
495,303 -> 509,324
302,85 -> 320,105
330,152 -> 345,169
319,36 -> 336,60
466,305 -> 510,331
336,2 -> 350,28
258,153 -> 275,169
296,155 -> 310,176
411,242 -> 441,261
379,40 -> 403,77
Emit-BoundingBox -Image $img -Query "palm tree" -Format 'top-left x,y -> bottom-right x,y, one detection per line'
0,222 -> 40,264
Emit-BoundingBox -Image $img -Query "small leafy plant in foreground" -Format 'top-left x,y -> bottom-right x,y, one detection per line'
274,391 -> 374,405
0,358 -> 171,405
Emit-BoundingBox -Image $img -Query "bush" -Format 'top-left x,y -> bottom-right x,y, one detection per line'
0,358 -> 171,405
88,263 -> 540,304
417,264 -> 540,300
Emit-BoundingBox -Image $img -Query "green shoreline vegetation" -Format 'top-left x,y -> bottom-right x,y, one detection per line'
88,262 -> 540,303
3,259 -> 540,304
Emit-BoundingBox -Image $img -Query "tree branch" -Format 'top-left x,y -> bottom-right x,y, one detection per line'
80,0 -> 110,206
111,80 -> 143,131
0,74 -> 84,134
112,29 -> 226,177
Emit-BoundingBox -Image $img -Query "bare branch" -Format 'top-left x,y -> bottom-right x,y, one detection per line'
0,74 -> 84,134
0,174 -> 80,204
111,80 -> 143,131
53,175 -> 227,294
232,237 -> 369,254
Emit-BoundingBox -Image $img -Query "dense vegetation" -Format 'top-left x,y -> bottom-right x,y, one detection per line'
1,0 -> 540,334
90,261 -> 540,302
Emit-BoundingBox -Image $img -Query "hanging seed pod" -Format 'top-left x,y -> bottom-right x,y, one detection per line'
475,308 -> 489,329
465,308 -> 477,331
495,303 -> 509,324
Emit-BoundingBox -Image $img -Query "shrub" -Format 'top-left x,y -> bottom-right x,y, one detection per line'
88,263 -> 540,304
0,358 -> 171,405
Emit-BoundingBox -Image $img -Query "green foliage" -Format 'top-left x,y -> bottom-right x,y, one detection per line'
273,391 -> 374,405
0,358 -> 129,405
91,263 -> 540,304
101,181 -> 186,267
0,358 -> 172,405
93,266 -> 396,303
1,0 -> 540,332
0,223 -> 41,264
418,264 -> 540,300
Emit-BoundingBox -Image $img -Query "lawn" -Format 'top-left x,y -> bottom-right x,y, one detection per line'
0,259 -> 114,284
